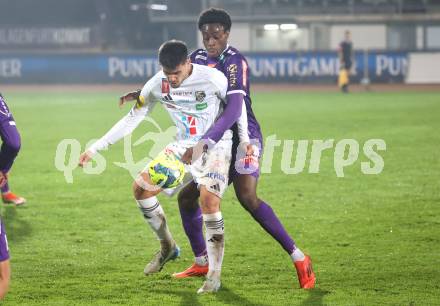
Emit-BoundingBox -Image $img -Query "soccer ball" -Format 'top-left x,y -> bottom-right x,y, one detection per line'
148,151 -> 185,189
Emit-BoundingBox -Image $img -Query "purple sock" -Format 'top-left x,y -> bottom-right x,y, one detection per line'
179,204 -> 206,257
251,201 -> 296,254
1,182 -> 9,194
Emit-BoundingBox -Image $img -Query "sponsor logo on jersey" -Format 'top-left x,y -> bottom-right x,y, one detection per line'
181,115 -> 197,136
195,91 -> 206,102
228,64 -> 238,88
172,91 -> 193,97
196,102 -> 208,110
187,116 -> 197,135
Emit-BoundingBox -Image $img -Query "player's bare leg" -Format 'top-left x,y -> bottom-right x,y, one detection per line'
133,172 -> 180,275
233,173 -> 315,289
197,186 -> 223,294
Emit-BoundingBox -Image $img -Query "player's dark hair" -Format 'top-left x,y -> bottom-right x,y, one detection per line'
158,40 -> 188,70
198,8 -> 231,32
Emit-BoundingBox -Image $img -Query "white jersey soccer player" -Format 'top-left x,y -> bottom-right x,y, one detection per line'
79,40 -> 246,293
88,63 -> 233,197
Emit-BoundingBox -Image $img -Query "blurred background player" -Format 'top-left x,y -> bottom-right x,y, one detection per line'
0,217 -> 10,300
173,8 -> 315,289
0,93 -> 26,205
338,30 -> 354,93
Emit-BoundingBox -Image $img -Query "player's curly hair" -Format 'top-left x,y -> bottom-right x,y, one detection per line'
198,8 -> 231,32
158,40 -> 188,70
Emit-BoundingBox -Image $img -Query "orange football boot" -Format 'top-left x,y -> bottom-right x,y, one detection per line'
172,263 -> 209,278
294,255 -> 316,289
2,192 -> 26,205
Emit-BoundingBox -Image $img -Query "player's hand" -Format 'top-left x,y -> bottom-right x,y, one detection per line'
181,147 -> 193,165
78,151 -> 94,168
0,171 -> 8,188
119,90 -> 141,108
238,142 -> 254,156
181,142 -> 209,165
245,143 -> 255,156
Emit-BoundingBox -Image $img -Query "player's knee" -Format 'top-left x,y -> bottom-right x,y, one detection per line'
236,190 -> 260,212
132,181 -> 143,199
199,189 -> 220,214
132,180 -> 155,200
177,183 -> 200,210
178,190 -> 196,210
132,172 -> 160,200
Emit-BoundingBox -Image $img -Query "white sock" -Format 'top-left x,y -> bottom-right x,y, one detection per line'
291,248 -> 305,262
195,254 -> 208,266
203,212 -> 224,279
137,197 -> 174,247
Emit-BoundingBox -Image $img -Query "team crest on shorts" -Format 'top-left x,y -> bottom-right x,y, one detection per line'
195,91 -> 206,102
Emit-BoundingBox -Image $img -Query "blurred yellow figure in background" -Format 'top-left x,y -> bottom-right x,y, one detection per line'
338,30 -> 353,93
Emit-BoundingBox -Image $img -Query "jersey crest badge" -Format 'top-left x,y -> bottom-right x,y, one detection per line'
195,91 -> 206,102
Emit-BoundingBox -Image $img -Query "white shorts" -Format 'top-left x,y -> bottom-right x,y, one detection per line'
162,136 -> 232,198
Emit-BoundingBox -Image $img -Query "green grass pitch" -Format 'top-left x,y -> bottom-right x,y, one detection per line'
1,89 -> 439,305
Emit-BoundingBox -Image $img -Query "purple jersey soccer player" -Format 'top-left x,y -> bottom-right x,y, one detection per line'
0,218 -> 10,299
0,93 -> 25,205
173,8 -> 315,289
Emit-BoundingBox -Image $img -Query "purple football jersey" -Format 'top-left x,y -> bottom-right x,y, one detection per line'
190,46 -> 263,147
0,93 -> 21,173
0,94 -> 11,119
0,219 -> 9,262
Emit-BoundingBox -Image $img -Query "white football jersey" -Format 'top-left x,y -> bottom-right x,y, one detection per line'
138,64 -> 231,145
88,64 -> 231,154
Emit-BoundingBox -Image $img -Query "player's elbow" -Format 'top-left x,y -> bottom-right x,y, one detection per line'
4,137 -> 21,156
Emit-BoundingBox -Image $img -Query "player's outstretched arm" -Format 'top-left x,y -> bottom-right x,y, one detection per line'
181,93 -> 243,164
204,92 -> 244,143
181,92 -> 244,165
119,89 -> 141,107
